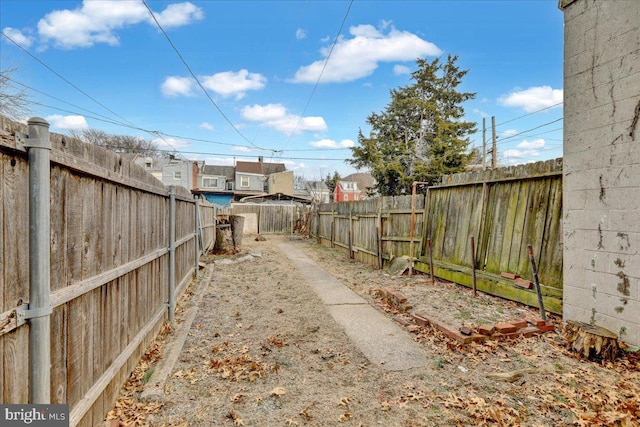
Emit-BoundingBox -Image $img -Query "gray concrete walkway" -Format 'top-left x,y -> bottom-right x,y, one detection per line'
279,242 -> 429,371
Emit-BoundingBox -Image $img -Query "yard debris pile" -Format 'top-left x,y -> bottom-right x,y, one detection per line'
373,286 -> 555,344
107,236 -> 640,426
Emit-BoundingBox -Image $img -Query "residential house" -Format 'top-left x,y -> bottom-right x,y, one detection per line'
128,155 -> 201,190
343,172 -> 376,199
334,180 -> 361,202
268,170 -> 294,195
305,181 -> 331,204
194,165 -> 236,206
234,158 -> 288,198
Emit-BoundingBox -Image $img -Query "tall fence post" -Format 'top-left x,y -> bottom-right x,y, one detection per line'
168,186 -> 176,323
194,195 -> 200,277
26,117 -> 52,403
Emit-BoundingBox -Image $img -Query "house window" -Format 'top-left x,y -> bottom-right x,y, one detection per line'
144,161 -> 152,169
344,194 -> 349,201
240,176 -> 250,187
174,171 -> 182,180
203,177 -> 218,188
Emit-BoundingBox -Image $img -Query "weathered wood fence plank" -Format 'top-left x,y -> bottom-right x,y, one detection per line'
0,117 -> 214,426
310,158 -> 563,313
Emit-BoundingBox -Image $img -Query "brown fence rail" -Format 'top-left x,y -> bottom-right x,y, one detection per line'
310,158 -> 563,314
0,117 -> 215,426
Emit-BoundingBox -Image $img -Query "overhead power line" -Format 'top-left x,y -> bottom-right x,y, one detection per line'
1,30 -> 186,157
17,83 -> 351,154
141,0 -> 268,152
278,0 -> 354,153
494,118 -> 563,146
1,31 -> 138,129
495,102 -> 563,127
154,148 -> 349,162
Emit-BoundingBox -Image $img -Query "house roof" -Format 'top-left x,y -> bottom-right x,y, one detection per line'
203,165 -> 235,179
236,160 -> 286,175
239,192 -> 311,204
337,180 -> 360,193
343,172 -> 376,192
306,180 -> 329,191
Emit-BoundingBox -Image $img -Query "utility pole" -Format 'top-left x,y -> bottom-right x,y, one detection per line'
491,116 -> 497,169
482,117 -> 486,170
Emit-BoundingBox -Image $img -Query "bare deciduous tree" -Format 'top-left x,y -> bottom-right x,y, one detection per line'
68,128 -> 161,157
0,68 -> 30,120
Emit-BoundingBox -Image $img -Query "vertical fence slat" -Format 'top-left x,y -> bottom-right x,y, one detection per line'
308,159 -> 563,313
2,153 -> 29,403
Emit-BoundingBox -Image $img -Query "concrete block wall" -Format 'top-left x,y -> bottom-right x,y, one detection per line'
561,0 -> 640,346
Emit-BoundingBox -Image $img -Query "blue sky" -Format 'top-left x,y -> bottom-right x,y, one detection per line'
1,0 -> 564,180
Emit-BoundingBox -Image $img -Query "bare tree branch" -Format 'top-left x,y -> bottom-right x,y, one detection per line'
0,68 -> 31,120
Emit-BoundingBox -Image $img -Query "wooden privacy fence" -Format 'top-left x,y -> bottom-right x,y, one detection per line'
419,158 -> 563,314
230,203 -> 307,234
0,117 -> 216,426
311,195 -> 425,267
310,158 -> 563,314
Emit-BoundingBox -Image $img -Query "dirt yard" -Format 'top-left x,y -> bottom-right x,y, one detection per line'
107,235 -> 640,427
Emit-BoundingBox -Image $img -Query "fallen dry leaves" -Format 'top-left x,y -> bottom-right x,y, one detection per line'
106,237 -> 640,427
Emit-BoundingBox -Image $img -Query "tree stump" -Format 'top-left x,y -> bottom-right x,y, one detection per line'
564,320 -> 625,361
215,224 -> 235,254
230,215 -> 245,250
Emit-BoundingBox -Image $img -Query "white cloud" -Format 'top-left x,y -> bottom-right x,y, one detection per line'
201,70 -> 267,100
241,103 -> 327,136
291,24 -> 441,83
200,122 -> 214,131
501,129 -> 518,138
154,2 -> 204,29
498,86 -> 563,113
310,138 -> 355,149
232,146 -> 252,152
47,114 -> 88,130
36,1 -> 203,49
161,76 -> 195,97
517,138 -> 545,150
296,28 -> 307,40
502,138 -> 546,164
472,108 -> 490,119
393,64 -> 411,76
282,160 -> 306,171
2,27 -> 34,48
152,136 -> 190,149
